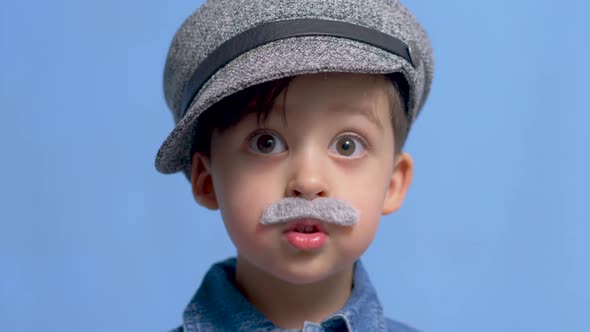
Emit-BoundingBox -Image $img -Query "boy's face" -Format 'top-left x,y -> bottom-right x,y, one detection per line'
192,72 -> 413,285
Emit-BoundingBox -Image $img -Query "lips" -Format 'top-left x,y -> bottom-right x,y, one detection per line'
283,219 -> 327,250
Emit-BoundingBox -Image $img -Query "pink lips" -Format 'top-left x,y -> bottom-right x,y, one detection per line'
284,219 -> 327,250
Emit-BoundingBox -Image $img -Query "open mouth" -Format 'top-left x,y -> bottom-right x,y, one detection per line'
293,224 -> 320,233
285,219 -> 327,234
284,220 -> 327,250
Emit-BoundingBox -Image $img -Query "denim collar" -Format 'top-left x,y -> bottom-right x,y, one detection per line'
182,257 -> 389,332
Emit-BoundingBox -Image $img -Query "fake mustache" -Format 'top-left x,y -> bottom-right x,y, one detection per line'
260,197 -> 359,226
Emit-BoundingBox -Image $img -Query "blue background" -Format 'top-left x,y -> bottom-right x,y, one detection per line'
1,0 -> 588,331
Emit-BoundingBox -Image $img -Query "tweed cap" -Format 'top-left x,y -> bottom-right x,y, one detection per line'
156,0 -> 434,176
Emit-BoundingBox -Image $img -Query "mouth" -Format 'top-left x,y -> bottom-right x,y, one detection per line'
286,219 -> 327,232
283,219 -> 328,250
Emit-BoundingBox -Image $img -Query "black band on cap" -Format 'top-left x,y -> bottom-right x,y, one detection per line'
180,18 -> 415,118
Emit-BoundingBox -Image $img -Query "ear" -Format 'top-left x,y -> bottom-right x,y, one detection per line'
382,152 -> 414,215
190,152 -> 219,210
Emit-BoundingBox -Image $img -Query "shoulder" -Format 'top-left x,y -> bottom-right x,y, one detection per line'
385,317 -> 421,332
168,326 -> 184,332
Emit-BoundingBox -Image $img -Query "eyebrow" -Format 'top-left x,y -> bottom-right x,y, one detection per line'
328,104 -> 383,130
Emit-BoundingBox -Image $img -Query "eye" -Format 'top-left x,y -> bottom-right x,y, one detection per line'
247,131 -> 287,154
329,134 -> 367,157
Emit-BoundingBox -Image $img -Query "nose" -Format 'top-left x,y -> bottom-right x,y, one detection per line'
286,151 -> 329,200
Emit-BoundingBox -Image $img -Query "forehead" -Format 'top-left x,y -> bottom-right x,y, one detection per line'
270,72 -> 391,125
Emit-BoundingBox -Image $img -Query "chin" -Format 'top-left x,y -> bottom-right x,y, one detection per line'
266,257 -> 353,286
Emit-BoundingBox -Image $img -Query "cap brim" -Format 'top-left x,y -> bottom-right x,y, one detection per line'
155,36 -> 415,175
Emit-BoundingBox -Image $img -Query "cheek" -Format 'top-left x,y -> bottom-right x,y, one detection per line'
212,162 -> 284,214
337,166 -> 391,253
356,197 -> 384,238
343,166 -> 391,213
210,161 -> 286,247
214,173 -> 272,253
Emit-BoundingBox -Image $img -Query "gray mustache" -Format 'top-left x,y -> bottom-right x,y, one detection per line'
260,197 -> 359,226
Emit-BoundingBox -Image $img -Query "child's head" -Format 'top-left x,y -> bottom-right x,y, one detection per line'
189,71 -> 414,283
156,0 -> 434,284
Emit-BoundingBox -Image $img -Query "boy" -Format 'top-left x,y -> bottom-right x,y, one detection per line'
156,0 -> 434,331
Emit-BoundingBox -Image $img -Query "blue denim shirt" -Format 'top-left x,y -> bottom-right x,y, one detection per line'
171,258 -> 418,332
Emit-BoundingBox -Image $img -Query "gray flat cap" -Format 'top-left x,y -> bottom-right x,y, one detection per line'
156,0 -> 434,176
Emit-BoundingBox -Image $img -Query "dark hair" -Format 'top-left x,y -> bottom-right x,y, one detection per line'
191,73 -> 410,158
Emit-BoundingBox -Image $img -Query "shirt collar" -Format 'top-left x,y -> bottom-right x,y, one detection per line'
182,258 -> 388,332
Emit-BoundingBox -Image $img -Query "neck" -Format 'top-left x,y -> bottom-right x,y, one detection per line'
234,256 -> 354,330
